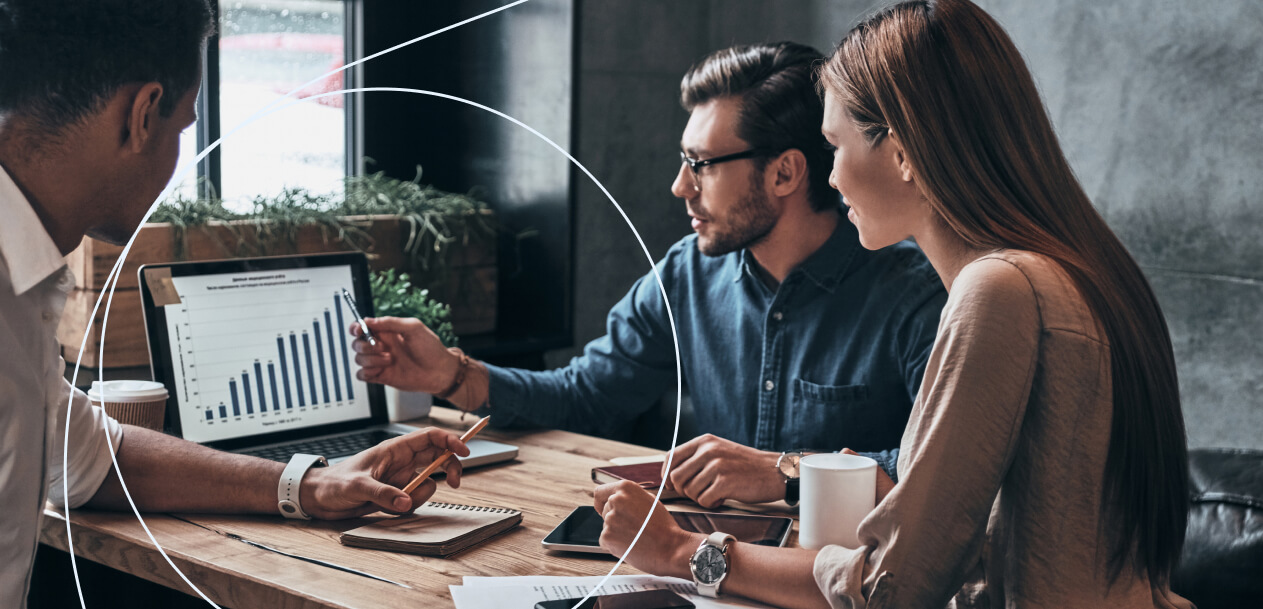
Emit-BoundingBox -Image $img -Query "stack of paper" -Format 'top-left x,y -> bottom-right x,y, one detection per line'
449,574 -> 775,609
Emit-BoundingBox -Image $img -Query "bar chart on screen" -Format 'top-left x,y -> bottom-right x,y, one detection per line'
161,265 -> 373,443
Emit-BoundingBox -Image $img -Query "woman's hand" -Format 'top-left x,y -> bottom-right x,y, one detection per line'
594,481 -> 704,579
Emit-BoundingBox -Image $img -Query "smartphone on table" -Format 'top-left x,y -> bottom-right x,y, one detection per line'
542,505 -> 793,553
534,589 -> 694,609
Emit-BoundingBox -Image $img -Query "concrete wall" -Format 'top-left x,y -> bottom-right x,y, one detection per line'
558,0 -> 1263,449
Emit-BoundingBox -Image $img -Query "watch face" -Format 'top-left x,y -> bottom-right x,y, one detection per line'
778,452 -> 802,478
692,545 -> 726,584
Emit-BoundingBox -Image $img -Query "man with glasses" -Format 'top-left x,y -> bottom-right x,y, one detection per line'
353,42 -> 946,508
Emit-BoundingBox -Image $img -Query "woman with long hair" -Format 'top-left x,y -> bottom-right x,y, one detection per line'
593,1 -> 1193,607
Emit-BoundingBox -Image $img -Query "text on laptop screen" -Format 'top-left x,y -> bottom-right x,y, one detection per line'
160,265 -> 373,443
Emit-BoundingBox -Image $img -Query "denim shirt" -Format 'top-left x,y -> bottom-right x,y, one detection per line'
484,219 -> 945,467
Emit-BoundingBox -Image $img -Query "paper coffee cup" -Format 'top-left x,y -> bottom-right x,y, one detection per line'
88,380 -> 169,432
799,453 -> 877,549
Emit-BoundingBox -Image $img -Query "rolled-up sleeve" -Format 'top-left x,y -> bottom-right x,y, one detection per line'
813,258 -> 1040,608
46,379 -> 123,509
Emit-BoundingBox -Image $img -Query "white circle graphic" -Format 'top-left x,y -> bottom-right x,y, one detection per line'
64,4 -> 685,608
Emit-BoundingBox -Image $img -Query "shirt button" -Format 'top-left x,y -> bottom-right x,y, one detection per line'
764,380 -> 775,391
772,311 -> 783,321
42,311 -> 54,322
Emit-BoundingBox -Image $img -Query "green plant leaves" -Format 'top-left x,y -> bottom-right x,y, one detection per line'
369,269 -> 458,348
150,165 -> 499,274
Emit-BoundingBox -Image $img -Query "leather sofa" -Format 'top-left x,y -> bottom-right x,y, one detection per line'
1172,448 -> 1263,609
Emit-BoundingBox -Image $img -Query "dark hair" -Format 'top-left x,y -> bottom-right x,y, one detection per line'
0,0 -> 214,132
820,0 -> 1188,585
680,42 -> 836,212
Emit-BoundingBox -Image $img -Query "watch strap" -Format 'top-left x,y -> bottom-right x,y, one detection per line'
708,531 -> 736,551
777,451 -> 803,507
278,453 -> 327,520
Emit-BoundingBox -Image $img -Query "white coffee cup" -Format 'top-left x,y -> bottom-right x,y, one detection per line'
384,387 -> 433,422
88,380 -> 169,432
798,453 -> 877,549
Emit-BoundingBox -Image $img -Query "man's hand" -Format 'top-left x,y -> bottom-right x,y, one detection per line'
841,448 -> 896,503
662,434 -> 784,508
351,317 -> 458,395
595,481 -> 702,579
300,427 -> 469,519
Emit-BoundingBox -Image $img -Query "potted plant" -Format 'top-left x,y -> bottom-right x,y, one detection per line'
59,166 -> 500,368
370,269 -> 457,422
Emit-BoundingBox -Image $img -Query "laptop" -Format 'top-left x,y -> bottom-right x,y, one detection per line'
138,252 -> 517,467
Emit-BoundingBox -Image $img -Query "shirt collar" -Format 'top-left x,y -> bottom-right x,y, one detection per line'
793,216 -> 861,292
0,164 -> 68,295
733,249 -> 757,283
730,211 -> 862,293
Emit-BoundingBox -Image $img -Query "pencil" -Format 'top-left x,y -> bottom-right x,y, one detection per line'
401,415 -> 491,495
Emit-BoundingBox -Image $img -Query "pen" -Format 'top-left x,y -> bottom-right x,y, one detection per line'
401,415 -> 491,494
341,288 -> 377,346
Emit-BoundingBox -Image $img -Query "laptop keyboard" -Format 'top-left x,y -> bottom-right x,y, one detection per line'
239,430 -> 402,463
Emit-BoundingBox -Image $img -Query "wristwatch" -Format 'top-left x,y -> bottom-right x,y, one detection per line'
690,531 -> 736,597
777,451 -> 804,507
278,453 -> 328,520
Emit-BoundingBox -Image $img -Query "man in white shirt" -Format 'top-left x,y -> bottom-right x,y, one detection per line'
0,2 -> 468,606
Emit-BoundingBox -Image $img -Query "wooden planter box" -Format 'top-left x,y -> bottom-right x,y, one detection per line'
59,215 -> 497,368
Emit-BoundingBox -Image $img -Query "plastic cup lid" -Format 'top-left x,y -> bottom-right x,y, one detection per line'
87,380 -> 169,402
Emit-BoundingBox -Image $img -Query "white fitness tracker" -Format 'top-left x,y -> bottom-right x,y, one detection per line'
277,453 -> 327,520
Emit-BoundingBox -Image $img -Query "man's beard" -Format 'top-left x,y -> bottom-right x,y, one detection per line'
697,177 -> 777,257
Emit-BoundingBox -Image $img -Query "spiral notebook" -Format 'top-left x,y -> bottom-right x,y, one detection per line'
339,502 -> 523,557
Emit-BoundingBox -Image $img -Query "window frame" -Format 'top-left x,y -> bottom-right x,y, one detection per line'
194,0 -> 362,201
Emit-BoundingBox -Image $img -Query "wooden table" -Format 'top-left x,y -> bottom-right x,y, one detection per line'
39,407 -> 794,608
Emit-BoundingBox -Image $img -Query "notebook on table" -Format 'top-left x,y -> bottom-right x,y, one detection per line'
339,502 -> 523,557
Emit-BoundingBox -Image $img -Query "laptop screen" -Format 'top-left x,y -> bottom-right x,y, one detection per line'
141,253 -> 382,447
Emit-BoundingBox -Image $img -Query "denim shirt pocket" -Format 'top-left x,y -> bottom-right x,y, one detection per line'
790,378 -> 871,451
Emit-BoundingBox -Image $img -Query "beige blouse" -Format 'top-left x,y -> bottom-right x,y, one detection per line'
813,250 -> 1193,609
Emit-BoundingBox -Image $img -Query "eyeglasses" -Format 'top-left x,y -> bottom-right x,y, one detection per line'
679,148 -> 777,192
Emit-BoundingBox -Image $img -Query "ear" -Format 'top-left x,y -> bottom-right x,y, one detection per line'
122,83 -> 165,154
768,148 -> 809,198
886,129 -> 916,183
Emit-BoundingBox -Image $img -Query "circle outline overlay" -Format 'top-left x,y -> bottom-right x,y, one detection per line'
66,12 -> 685,607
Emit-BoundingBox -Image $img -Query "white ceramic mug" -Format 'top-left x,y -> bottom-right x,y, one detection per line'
87,380 -> 169,432
384,387 -> 433,422
798,453 -> 877,549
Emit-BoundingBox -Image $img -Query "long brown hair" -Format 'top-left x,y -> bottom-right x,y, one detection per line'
820,0 -> 1188,585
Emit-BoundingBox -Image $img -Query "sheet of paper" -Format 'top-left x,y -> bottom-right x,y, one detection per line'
451,574 -> 774,609
608,454 -> 665,466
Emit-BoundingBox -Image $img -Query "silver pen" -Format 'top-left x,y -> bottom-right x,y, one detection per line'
341,288 -> 377,346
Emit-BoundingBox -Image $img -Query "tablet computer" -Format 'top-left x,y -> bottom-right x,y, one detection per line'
541,506 -> 793,553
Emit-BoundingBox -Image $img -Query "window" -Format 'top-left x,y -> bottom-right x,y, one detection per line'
168,0 -> 355,210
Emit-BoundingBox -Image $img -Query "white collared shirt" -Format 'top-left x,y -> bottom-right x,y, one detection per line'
0,164 -> 123,609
